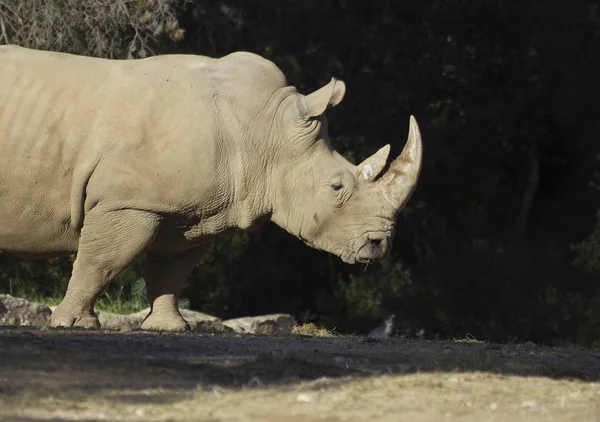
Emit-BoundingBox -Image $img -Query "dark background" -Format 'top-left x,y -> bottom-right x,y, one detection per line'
1,0 -> 599,346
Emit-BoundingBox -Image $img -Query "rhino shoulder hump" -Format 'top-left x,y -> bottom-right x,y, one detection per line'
219,51 -> 288,86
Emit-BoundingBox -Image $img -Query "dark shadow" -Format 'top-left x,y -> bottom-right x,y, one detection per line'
0,327 -> 599,409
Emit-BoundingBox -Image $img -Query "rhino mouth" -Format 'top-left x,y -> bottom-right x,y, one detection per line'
355,232 -> 390,264
300,231 -> 391,265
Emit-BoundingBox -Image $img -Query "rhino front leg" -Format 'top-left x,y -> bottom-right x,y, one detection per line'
51,210 -> 161,329
141,246 -> 207,332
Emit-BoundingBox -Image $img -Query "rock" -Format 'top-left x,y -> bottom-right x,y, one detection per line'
0,296 -> 287,335
94,307 -> 229,333
183,310 -> 233,333
96,310 -> 145,331
0,294 -> 51,327
46,304 -> 146,331
222,314 -> 296,334
126,308 -> 228,333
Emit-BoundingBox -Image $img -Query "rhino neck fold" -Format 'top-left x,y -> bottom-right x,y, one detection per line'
216,110 -> 280,233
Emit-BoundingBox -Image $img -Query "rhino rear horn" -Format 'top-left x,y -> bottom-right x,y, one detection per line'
357,144 -> 391,182
378,116 -> 423,209
300,78 -> 346,118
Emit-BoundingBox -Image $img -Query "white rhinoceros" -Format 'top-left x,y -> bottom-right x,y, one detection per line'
0,45 -> 422,331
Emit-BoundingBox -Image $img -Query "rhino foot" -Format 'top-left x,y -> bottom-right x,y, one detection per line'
50,305 -> 100,329
141,311 -> 190,332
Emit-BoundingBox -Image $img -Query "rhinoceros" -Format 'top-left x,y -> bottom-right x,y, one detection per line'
0,45 -> 422,331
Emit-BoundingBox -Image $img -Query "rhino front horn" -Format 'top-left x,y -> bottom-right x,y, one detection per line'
378,115 -> 423,209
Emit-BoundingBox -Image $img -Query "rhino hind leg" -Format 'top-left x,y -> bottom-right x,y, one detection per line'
141,247 -> 207,332
50,209 -> 161,329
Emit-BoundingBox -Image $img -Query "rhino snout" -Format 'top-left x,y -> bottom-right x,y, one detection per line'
356,233 -> 390,263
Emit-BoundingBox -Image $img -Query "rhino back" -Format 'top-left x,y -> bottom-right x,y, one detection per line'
76,51 -> 289,241
0,46 -> 287,255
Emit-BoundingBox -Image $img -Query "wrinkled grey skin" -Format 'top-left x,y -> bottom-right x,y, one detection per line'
0,45 -> 422,331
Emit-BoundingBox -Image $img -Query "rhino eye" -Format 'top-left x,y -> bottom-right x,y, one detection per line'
331,182 -> 344,191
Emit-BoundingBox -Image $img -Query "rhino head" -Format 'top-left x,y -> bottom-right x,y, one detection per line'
269,78 -> 422,264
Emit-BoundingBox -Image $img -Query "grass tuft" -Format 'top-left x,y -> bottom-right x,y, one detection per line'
452,333 -> 485,343
291,323 -> 338,337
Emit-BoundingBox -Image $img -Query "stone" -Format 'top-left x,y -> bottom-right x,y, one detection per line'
222,314 -> 297,334
1,295 -> 289,335
0,294 -> 51,327
96,310 -> 145,331
92,307 -> 228,333
128,308 -> 228,333
180,308 -> 223,332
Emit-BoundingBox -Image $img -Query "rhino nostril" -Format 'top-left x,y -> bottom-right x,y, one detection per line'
369,238 -> 383,248
367,234 -> 387,247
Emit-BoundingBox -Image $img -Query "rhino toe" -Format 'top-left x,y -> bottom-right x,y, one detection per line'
50,306 -> 100,329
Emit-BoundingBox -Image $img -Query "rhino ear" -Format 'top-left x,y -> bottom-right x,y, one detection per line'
357,144 -> 391,182
300,78 -> 346,118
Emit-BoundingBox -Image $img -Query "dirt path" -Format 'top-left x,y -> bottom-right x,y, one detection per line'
1,327 -> 599,421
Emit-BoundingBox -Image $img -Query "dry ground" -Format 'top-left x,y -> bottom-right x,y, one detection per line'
0,327 -> 599,422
